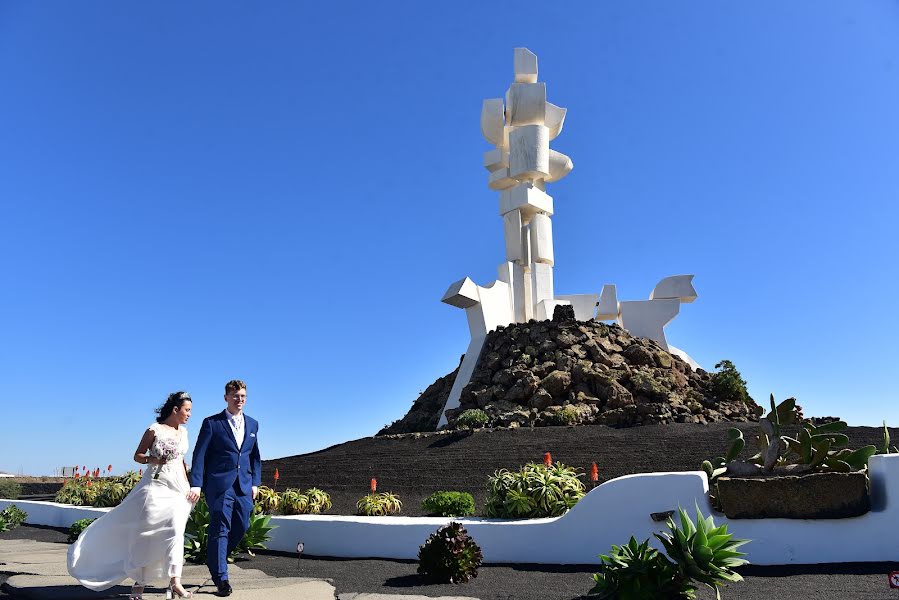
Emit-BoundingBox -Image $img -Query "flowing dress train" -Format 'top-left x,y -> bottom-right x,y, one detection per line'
67,423 -> 193,590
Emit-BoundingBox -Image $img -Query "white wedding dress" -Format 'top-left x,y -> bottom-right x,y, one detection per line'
68,423 -> 194,590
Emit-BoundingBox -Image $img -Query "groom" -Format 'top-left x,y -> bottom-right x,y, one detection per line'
188,379 -> 261,597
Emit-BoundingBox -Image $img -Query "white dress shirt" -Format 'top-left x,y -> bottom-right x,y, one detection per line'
226,410 -> 245,449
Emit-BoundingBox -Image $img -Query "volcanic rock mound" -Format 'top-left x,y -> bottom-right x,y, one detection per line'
380,314 -> 761,435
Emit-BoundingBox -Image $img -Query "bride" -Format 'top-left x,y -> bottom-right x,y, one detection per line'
67,391 -> 196,599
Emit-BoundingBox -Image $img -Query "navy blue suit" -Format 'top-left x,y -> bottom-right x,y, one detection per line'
189,410 -> 261,583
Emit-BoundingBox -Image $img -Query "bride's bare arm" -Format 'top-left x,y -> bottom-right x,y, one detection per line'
133,428 -> 162,465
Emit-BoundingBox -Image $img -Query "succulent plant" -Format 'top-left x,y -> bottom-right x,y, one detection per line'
417,522 -> 483,583
485,461 -> 585,518
590,536 -> 682,599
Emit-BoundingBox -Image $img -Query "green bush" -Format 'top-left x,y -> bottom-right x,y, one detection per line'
590,536 -> 682,599
55,473 -> 141,508
417,522 -> 483,583
710,360 -> 751,404
184,497 -> 276,563
591,504 -> 749,599
0,504 -> 27,530
68,518 -> 97,543
548,406 -> 579,426
455,409 -> 489,430
356,492 -> 402,516
0,480 -> 22,500
486,462 -> 585,518
421,491 -> 475,517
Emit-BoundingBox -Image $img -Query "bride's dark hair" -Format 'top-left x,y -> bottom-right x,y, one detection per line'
156,391 -> 192,423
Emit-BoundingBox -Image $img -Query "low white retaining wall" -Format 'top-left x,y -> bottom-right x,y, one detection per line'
5,454 -> 899,566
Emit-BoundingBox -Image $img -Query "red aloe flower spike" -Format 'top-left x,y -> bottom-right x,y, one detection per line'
139,469 -> 143,477
74,465 -> 79,471
274,468 -> 280,482
590,462 -> 599,482
86,480 -> 92,488
543,452 -> 552,467
82,466 -> 87,472
108,464 -> 113,473
74,472 -> 80,480
370,478 -> 377,493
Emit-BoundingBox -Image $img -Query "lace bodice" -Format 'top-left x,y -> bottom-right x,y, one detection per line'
149,423 -> 188,461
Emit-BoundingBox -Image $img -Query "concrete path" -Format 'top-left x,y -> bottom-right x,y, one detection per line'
0,539 -> 481,600
0,539 -> 335,599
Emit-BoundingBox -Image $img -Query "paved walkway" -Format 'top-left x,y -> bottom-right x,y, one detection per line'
0,539 -> 477,600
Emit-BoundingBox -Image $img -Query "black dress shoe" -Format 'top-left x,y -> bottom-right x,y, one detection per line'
215,581 -> 232,597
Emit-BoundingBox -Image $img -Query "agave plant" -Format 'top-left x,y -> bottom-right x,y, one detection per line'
356,492 -> 403,516
486,462 -> 584,518
236,512 -> 276,557
654,504 -> 749,600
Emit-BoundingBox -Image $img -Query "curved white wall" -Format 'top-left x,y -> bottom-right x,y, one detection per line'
5,454 -> 899,566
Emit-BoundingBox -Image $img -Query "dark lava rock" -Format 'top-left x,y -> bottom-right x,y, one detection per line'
717,471 -> 870,519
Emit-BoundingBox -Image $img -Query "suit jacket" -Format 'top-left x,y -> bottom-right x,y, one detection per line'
189,410 -> 261,501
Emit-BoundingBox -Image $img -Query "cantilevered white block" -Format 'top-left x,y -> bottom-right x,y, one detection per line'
528,213 -> 554,265
442,277 -> 480,309
481,99 -> 505,145
597,284 -> 619,320
556,294 -> 598,321
618,299 -> 680,351
499,183 -> 553,217
510,125 -> 550,180
545,102 -> 567,140
546,149 -> 573,183
535,298 -> 570,321
650,275 -> 698,303
483,148 -> 509,173
513,47 -> 538,83
505,83 -> 546,126
503,210 -> 527,263
466,280 -> 514,339
488,167 -> 518,191
668,344 -> 700,371
531,261 -> 554,305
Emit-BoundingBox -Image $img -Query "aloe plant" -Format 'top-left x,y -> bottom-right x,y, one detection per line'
485,461 -> 585,518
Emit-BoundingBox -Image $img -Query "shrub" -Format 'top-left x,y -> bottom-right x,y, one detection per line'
548,406 -> 578,426
54,473 -> 141,508
68,518 -> 96,543
485,462 -> 585,518
590,536 -> 682,599
455,409 -> 489,430
421,491 -> 476,517
184,497 -> 276,563
356,492 -> 402,516
0,480 -> 22,500
417,522 -> 483,583
0,504 -> 27,530
591,504 -> 749,599
710,360 -> 751,404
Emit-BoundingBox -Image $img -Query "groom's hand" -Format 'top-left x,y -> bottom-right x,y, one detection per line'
252,486 -> 258,500
187,487 -> 201,503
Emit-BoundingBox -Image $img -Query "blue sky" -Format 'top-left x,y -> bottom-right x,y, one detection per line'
1,2 -> 897,476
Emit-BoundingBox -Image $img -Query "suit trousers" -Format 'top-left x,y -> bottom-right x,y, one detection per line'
207,479 -> 253,583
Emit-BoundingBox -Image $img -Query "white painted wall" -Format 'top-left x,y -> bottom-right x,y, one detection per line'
6,455 -> 898,566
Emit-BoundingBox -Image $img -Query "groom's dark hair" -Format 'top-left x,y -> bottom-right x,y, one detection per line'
225,379 -> 246,394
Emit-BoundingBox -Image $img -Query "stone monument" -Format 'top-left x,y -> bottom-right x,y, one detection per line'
438,48 -> 699,428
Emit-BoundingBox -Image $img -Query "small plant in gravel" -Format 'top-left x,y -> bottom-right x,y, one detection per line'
547,405 -> 579,426
421,491 -> 476,517
417,521 -> 483,583
0,480 -> 22,500
0,504 -> 27,530
591,504 -> 749,600
67,518 -> 96,543
486,461 -> 585,518
455,409 -> 490,430
356,492 -> 403,516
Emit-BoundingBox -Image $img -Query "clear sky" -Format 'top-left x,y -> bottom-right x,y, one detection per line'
1,2 -> 897,476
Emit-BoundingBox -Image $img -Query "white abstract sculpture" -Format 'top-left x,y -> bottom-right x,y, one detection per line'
437,49 -> 700,428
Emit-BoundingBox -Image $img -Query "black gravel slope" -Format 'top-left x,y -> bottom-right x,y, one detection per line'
263,422 -> 896,516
